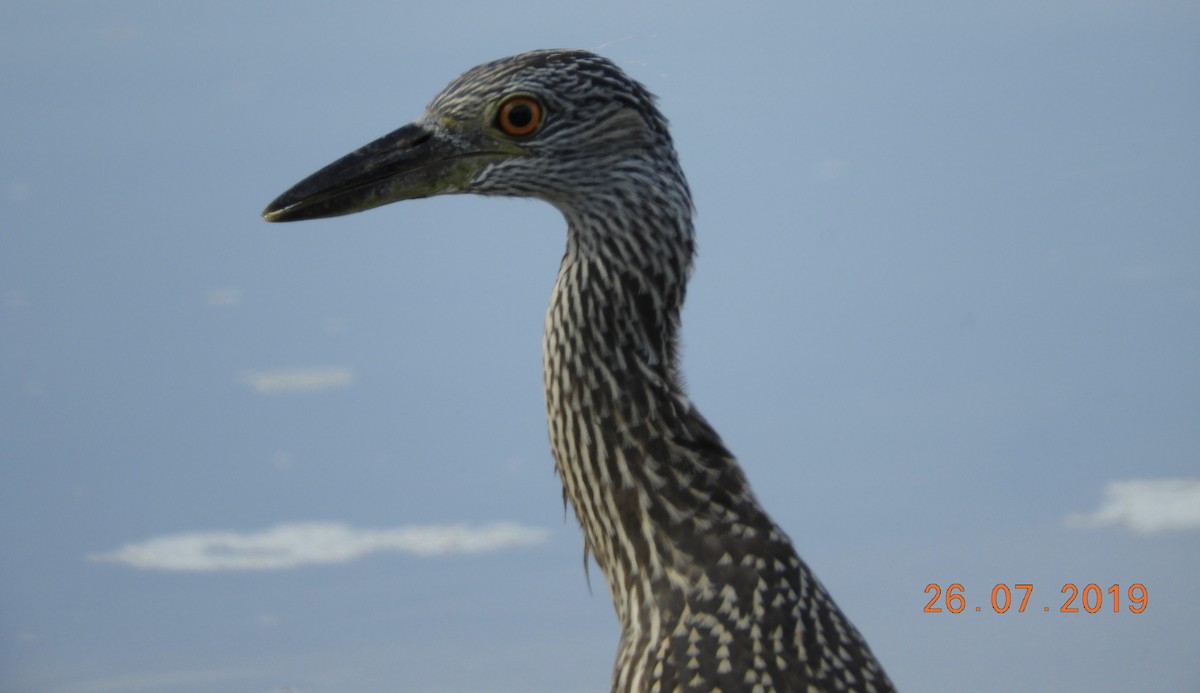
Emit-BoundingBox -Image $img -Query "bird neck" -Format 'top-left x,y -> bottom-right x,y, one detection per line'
543,190 -> 773,632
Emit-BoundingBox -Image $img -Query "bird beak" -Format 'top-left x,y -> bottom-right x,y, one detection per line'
262,122 -> 488,222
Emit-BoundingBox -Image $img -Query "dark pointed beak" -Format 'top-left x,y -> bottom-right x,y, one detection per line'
262,123 -> 481,222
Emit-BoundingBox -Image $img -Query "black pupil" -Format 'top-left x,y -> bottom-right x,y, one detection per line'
507,103 -> 533,128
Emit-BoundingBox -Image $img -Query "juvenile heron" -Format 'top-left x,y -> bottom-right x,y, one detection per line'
264,49 -> 894,693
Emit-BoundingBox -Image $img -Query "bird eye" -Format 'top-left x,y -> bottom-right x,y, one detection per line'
496,96 -> 543,137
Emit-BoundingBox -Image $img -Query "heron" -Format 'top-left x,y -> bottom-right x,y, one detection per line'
263,49 -> 894,693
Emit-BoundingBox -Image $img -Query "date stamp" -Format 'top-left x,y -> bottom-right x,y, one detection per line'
924,583 -> 1148,614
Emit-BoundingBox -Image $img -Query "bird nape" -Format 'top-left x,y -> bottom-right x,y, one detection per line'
263,49 -> 895,693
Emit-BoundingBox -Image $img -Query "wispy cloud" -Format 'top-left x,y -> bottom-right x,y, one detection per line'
240,367 -> 353,394
205,288 -> 241,307
4,181 -> 32,202
815,157 -> 850,180
55,667 -> 264,693
4,290 -> 28,310
1066,479 -> 1200,533
89,522 -> 550,572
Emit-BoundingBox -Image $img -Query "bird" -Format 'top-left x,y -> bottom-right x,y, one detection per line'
263,49 -> 894,693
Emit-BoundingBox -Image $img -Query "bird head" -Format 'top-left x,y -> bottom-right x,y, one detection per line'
262,49 -> 679,222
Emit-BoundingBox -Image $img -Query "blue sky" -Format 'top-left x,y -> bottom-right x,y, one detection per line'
2,2 -> 1198,691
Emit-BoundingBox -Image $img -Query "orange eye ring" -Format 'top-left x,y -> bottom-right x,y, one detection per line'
497,96 -> 543,137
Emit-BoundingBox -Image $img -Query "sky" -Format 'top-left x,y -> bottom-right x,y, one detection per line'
2,2 -> 1198,691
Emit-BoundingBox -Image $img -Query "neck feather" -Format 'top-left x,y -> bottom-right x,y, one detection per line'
542,188 -> 772,627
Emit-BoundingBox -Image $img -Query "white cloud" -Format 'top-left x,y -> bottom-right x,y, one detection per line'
240,367 -> 353,394
815,157 -> 850,180
88,522 -> 550,572
4,290 -> 28,310
269,451 -> 294,470
54,667 -> 263,693
205,288 -> 242,307
1065,479 -> 1200,533
4,181 -> 32,202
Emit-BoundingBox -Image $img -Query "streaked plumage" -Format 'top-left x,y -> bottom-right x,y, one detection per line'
264,49 -> 894,693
